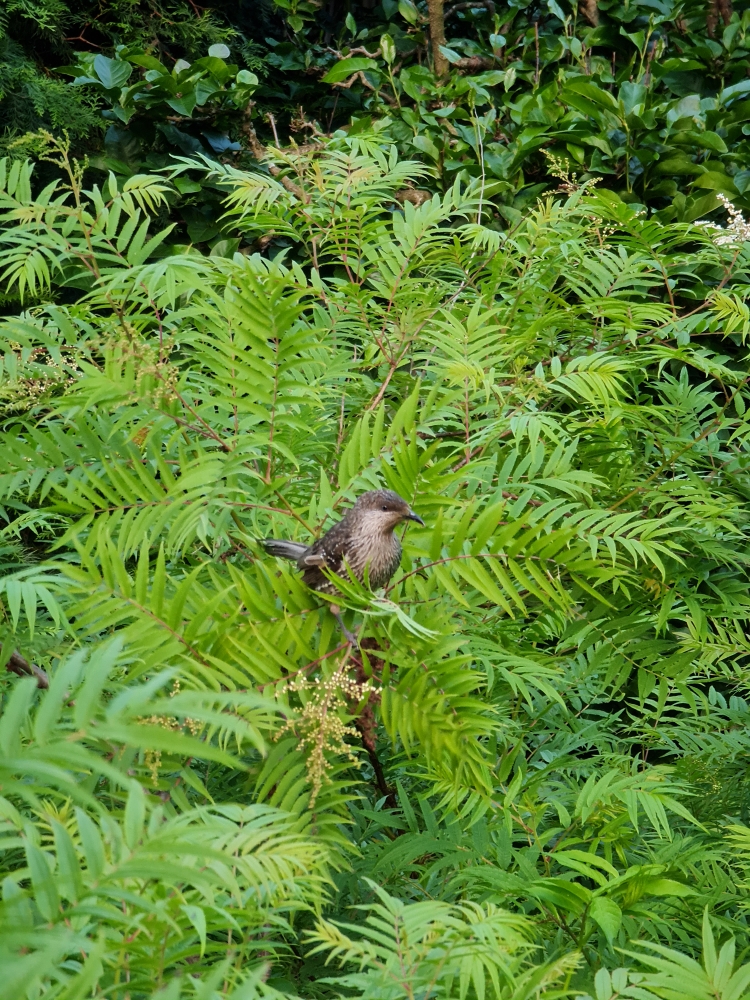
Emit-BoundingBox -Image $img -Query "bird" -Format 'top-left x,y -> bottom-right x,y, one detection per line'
261,489 -> 424,644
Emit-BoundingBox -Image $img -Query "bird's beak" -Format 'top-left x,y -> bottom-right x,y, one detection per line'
404,509 -> 425,526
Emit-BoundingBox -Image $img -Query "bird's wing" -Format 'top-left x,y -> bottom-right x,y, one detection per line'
300,551 -> 327,567
306,518 -> 351,574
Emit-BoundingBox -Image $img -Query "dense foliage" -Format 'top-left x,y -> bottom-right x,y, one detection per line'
2,126 -> 750,998
4,0 -> 750,997
4,0 -> 750,225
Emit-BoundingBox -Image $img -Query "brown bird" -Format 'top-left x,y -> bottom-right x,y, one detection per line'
261,489 -> 424,643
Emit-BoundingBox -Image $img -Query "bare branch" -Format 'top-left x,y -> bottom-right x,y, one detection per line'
6,650 -> 49,689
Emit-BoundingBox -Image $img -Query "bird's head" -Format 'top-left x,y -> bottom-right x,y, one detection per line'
352,490 -> 424,533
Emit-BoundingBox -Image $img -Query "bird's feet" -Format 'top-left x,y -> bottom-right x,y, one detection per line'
330,604 -> 360,649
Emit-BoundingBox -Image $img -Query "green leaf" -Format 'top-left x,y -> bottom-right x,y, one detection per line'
93,54 -> 132,89
322,58 -> 378,84
412,134 -> 440,160
24,840 -> 60,921
398,0 -> 420,22
590,897 -> 622,945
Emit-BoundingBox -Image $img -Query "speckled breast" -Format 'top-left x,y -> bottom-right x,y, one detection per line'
351,537 -> 402,590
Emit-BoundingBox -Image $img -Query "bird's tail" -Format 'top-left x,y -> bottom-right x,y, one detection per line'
261,538 -> 309,561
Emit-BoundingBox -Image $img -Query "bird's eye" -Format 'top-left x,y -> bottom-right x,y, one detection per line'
381,505 -> 389,511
